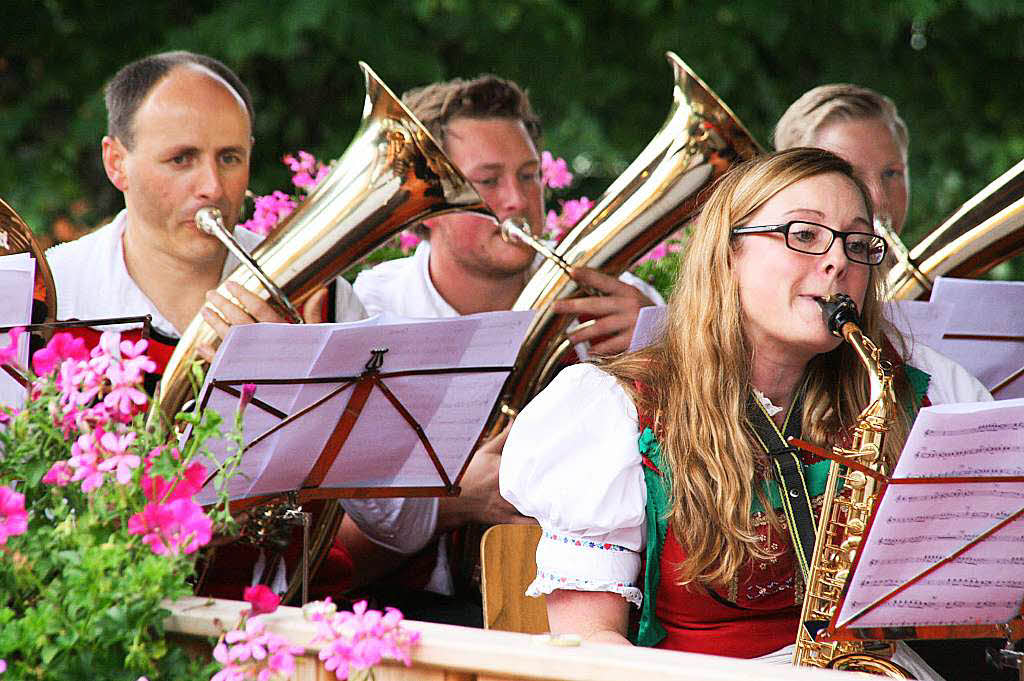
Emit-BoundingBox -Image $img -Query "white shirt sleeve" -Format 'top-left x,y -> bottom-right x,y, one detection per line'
908,342 -> 993,405
499,363 -> 647,606
332,276 -> 368,323
338,497 -> 439,555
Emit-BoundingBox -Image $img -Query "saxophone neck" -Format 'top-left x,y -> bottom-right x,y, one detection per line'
844,326 -> 895,412
817,293 -> 896,423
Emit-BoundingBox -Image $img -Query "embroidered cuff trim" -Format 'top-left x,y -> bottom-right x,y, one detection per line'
526,570 -> 643,608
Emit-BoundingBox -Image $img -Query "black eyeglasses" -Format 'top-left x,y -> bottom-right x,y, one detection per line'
730,220 -> 888,266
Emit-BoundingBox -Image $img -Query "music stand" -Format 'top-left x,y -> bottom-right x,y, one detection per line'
888,277 -> 1024,399
0,315 -> 153,389
790,397 -> 1024,675
188,311 -> 535,601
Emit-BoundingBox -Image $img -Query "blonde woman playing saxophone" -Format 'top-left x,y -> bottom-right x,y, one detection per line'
499,149 -> 990,674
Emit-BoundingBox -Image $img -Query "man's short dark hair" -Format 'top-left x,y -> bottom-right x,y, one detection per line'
401,75 -> 542,238
402,74 -> 542,151
104,50 -> 254,150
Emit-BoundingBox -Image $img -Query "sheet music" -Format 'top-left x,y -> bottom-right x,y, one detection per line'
194,310 -> 534,505
628,304 -> 667,352
883,299 -> 955,350
927,277 -> 1024,399
0,254 -> 35,411
837,397 -> 1024,629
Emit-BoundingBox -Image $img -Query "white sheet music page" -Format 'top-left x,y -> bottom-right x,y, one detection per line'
883,299 -> 955,350
195,310 -> 534,505
0,253 -> 35,412
836,397 -> 1024,630
928,277 -> 1024,399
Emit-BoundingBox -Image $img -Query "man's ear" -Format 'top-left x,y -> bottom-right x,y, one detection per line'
101,136 -> 129,192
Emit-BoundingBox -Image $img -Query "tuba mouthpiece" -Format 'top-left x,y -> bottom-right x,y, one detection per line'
815,293 -> 861,338
194,206 -> 224,236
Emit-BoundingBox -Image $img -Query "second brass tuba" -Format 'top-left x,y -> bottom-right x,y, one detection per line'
495,52 -> 761,425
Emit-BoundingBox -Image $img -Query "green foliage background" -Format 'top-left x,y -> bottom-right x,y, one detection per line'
3,0 -> 1023,275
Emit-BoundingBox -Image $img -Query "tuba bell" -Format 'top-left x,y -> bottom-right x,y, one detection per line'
886,157 -> 1024,301
165,62 -> 501,604
157,62 -> 495,419
495,51 -> 761,425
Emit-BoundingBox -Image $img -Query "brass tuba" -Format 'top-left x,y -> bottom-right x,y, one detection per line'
164,62 -> 499,603
887,157 -> 1024,301
793,294 -> 911,678
495,51 -> 761,423
157,62 -> 494,418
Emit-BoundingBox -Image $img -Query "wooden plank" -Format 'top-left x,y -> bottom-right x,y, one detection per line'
164,597 -> 856,681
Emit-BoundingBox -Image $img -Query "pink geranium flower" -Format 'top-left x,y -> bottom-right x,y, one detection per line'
545,196 -> 594,242
103,363 -> 149,419
0,327 -> 24,367
212,616 -> 304,681
127,499 -> 212,556
96,430 -> 140,485
141,447 -> 206,503
244,584 -> 281,616
284,151 -> 330,192
68,431 -> 106,493
0,486 -> 28,545
310,599 -> 420,679
42,460 -> 73,487
541,151 -> 573,189
31,332 -> 89,376
398,230 -> 421,253
240,191 -> 297,236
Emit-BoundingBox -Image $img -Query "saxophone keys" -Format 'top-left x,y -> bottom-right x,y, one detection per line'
840,535 -> 861,557
846,470 -> 867,489
846,518 -> 866,535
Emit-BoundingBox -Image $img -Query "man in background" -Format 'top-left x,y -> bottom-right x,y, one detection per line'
340,74 -> 663,621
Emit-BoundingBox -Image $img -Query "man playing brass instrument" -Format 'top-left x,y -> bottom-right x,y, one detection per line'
46,50 -> 365,369
337,75 -> 664,618
45,50 -> 440,599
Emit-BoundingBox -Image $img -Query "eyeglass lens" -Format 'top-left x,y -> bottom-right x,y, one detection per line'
786,222 -> 885,264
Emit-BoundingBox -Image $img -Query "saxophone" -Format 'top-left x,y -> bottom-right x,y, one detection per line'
792,294 -> 911,678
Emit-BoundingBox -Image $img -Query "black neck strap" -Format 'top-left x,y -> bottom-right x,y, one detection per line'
746,378 -> 817,582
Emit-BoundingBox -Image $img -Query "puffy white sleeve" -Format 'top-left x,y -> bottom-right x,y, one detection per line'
908,342 -> 993,405
499,363 -> 647,606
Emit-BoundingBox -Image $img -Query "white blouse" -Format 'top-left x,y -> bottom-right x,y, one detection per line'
499,348 -> 992,608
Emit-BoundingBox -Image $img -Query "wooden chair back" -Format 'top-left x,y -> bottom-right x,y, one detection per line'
480,523 -> 549,634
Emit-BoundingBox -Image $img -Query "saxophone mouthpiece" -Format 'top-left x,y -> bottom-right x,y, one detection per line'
815,293 -> 861,338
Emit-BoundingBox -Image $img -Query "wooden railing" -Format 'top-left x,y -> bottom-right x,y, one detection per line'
165,597 -> 851,681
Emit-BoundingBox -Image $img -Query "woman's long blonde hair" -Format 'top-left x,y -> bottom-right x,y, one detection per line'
602,148 -> 911,586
